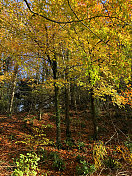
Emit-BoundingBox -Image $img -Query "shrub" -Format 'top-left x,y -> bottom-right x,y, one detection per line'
50,152 -> 65,171
93,141 -> 107,170
64,139 -> 74,149
12,152 -> 40,176
15,125 -> 53,148
103,156 -> 122,170
37,147 -> 47,163
76,160 -> 96,175
77,141 -> 85,150
124,139 -> 132,153
117,145 -> 132,165
76,155 -> 85,163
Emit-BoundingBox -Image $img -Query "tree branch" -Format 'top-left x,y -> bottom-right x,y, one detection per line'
67,0 -> 108,44
67,0 -> 126,48
23,0 -> 83,24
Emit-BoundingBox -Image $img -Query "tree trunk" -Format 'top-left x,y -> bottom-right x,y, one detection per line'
90,88 -> 98,140
9,64 -> 18,117
52,59 -> 61,149
65,70 -> 71,141
45,24 -> 61,148
54,83 -> 61,148
65,85 -> 71,141
70,80 -> 77,112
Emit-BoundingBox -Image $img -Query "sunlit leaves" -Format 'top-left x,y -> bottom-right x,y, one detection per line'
121,84 -> 132,107
0,0 -> 131,107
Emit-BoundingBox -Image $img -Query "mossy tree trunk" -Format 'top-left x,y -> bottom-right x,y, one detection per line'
65,84 -> 71,141
90,88 -> 98,140
52,58 -> 61,149
64,50 -> 71,141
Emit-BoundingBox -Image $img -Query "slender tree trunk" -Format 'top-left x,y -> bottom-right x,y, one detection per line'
90,88 -> 98,140
54,83 -> 61,148
9,64 -> 18,117
65,68 -> 71,141
42,58 -> 49,83
70,80 -> 77,112
65,85 -> 71,141
52,59 -> 61,149
45,24 -> 61,148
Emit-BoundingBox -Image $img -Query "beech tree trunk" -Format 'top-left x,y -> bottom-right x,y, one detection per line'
70,80 -> 77,112
9,64 -> 18,116
52,59 -> 61,149
65,85 -> 71,140
45,24 -> 61,148
65,63 -> 71,141
90,88 -> 98,140
54,84 -> 61,148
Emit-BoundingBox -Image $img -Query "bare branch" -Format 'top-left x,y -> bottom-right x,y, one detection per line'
105,132 -> 117,145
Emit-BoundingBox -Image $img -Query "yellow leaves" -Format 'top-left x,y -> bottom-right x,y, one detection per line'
93,141 -> 107,170
117,145 -> 132,166
100,66 -> 113,79
0,75 -> 4,83
0,0 -> 131,111
52,0 -> 63,5
87,65 -> 100,85
44,78 -> 67,89
0,72 -> 12,83
93,3 -> 103,13
103,26 -> 109,34
93,80 -> 126,107
121,85 -> 132,107
94,83 -> 109,97
111,93 -> 125,107
78,1 -> 87,7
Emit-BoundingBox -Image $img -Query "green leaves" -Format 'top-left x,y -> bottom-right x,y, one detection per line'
12,152 -> 40,176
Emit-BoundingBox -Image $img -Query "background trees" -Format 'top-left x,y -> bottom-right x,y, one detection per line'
0,0 -> 131,144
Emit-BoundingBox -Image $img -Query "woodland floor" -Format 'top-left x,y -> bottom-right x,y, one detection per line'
0,109 -> 131,176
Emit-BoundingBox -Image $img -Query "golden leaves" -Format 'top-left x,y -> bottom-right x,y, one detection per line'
0,75 -> 4,83
0,0 -> 131,108
93,141 -> 107,170
117,145 -> 132,166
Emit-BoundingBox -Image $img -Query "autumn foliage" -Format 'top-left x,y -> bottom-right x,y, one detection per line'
0,0 -> 131,175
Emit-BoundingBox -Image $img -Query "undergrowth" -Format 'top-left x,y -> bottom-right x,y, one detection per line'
12,152 -> 40,176
15,125 -> 53,148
